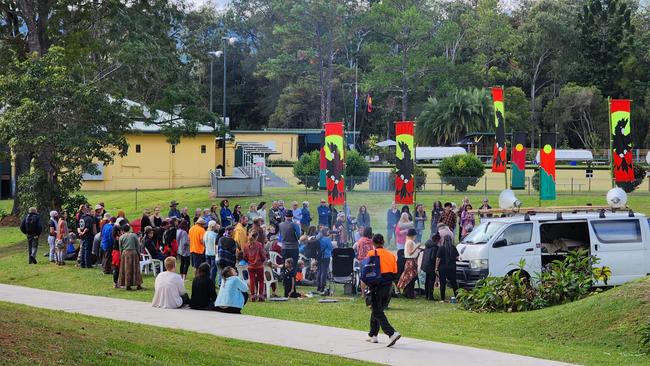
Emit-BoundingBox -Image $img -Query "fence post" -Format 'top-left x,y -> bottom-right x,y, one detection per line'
527,177 -> 531,196
135,188 -> 138,210
440,178 -> 443,195
571,177 -> 574,195
484,177 -> 487,195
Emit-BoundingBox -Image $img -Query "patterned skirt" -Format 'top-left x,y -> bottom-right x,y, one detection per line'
397,258 -> 418,290
118,250 -> 142,287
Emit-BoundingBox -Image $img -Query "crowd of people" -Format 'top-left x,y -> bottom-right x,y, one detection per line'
19,196 -> 491,345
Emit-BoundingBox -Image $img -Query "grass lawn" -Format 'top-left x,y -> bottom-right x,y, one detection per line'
1,186 -> 650,365
0,301 -> 373,366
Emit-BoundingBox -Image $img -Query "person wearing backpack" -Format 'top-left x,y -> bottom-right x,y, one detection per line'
363,233 -> 401,347
20,207 -> 43,264
421,232 -> 440,301
316,227 -> 333,294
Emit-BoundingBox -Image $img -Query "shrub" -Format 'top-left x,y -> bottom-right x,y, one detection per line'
531,169 -> 540,191
616,164 -> 648,193
292,149 -> 370,191
389,165 -> 428,191
438,154 -> 485,192
458,250 -> 609,312
639,321 -> 650,352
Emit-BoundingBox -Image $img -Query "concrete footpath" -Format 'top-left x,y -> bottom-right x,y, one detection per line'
0,284 -> 574,366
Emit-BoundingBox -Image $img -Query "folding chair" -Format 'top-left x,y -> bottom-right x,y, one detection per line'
330,248 -> 357,295
144,248 -> 163,277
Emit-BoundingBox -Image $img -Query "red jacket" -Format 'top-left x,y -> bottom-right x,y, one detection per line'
244,241 -> 267,269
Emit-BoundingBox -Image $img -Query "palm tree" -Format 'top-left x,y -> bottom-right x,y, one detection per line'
416,88 -> 491,146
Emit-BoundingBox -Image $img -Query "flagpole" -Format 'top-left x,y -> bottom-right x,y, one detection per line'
608,97 -> 614,188
503,85 -> 508,190
538,132 -> 542,208
353,63 -> 358,149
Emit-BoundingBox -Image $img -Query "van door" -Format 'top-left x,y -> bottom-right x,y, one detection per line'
589,218 -> 646,285
488,222 -> 538,278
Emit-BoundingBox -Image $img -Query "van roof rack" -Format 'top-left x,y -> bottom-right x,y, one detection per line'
468,205 -> 629,216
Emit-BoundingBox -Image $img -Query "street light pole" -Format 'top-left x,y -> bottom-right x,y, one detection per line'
222,37 -> 228,173
209,58 -> 214,115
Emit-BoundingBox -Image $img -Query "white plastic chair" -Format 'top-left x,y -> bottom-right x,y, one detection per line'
269,251 -> 283,275
144,248 -> 163,277
139,251 -> 152,275
263,265 -> 278,299
236,264 -> 249,282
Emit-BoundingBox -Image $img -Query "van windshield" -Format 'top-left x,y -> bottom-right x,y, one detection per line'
461,221 -> 505,244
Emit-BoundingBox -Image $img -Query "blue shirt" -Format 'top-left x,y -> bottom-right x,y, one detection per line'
220,208 -> 233,227
100,223 -> 114,251
301,207 -> 312,226
317,206 -> 331,226
319,237 -> 333,259
215,276 -> 249,309
168,208 -> 181,219
387,209 -> 400,227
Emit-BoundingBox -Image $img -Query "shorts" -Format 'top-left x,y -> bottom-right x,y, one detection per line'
191,253 -> 205,268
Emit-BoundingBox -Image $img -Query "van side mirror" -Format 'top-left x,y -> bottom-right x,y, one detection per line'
493,238 -> 507,248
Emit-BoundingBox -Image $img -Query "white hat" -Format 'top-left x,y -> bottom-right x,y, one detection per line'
49,210 -> 58,218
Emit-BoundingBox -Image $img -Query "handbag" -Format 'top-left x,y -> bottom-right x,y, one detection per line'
360,249 -> 382,286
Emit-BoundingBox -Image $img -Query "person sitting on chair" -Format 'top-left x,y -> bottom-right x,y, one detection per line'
151,257 -> 189,309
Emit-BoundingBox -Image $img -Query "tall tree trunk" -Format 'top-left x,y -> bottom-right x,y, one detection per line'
400,45 -> 408,121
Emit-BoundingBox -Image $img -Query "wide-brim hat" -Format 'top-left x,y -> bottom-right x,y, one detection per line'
170,201 -> 179,207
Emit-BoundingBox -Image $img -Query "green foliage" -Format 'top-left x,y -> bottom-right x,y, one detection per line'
640,321 -> 650,352
438,154 -> 485,192
616,164 -> 648,193
416,88 -> 491,146
293,151 -> 321,190
504,87 -> 531,133
459,250 -> 608,312
292,149 -> 369,191
531,169 -> 540,191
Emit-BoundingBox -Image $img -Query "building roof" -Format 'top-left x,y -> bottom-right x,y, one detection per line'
232,128 -> 360,135
415,146 -> 467,160
122,98 -> 216,134
534,149 -> 593,163
236,142 -> 279,155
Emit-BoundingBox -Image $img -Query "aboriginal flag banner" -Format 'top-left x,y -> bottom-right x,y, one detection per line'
324,122 -> 345,205
395,121 -> 415,204
511,132 -> 527,190
540,133 -> 556,201
491,87 -> 507,173
609,99 -> 635,183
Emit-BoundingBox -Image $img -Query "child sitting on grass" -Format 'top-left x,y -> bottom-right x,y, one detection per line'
282,258 -> 302,298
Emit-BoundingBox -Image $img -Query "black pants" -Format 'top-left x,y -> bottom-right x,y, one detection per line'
438,267 -> 458,301
368,282 -> 395,337
424,271 -> 436,300
27,236 -> 39,262
180,255 -> 190,275
214,306 -> 242,314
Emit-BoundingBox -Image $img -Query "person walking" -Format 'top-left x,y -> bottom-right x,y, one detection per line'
77,205 -> 96,268
279,211 -> 301,280
414,204 -> 427,243
47,210 -> 59,263
385,203 -> 400,245
435,231 -> 460,302
365,234 -> 401,347
118,224 -> 143,291
20,207 -> 43,264
397,228 -> 424,299
243,231 -> 267,301
316,227 -> 333,294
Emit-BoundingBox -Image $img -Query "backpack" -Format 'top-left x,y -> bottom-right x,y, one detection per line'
304,237 -> 322,259
360,249 -> 382,286
22,214 -> 39,235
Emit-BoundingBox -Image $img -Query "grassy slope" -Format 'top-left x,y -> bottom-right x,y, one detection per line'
0,301 -> 373,366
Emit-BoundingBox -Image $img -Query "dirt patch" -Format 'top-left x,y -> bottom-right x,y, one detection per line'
0,215 -> 20,227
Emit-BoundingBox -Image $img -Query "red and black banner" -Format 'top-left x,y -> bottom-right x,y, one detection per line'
491,87 -> 507,173
395,121 -> 415,204
324,122 -> 345,205
610,99 -> 635,183
511,132 -> 527,190
540,132 -> 556,201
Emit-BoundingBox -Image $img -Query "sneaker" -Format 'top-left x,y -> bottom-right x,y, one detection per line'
366,336 -> 378,344
387,332 -> 401,347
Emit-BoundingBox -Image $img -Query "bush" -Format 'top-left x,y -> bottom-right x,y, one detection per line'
639,321 -> 650,352
616,164 -> 648,193
389,165 -> 428,191
458,250 -> 609,312
531,169 -> 540,191
438,154 -> 485,192
292,149 -> 370,191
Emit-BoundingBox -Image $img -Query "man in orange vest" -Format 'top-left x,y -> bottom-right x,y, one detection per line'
366,233 -> 401,347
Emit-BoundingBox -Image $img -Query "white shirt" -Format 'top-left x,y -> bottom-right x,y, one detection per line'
151,271 -> 186,309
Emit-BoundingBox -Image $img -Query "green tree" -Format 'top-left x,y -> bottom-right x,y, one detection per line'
416,88 -> 491,146
345,149 -> 370,190
438,154 -> 485,192
504,86 -> 531,134
0,48 -> 132,213
293,149 -> 369,191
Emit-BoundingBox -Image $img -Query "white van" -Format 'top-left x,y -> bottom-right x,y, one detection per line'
455,210 -> 650,288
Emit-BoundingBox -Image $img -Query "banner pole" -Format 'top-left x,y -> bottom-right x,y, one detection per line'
608,97 -> 614,188
503,85 -> 508,190
538,133 -> 541,208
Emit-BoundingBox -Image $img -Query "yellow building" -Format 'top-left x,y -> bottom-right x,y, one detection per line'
82,122 -> 221,191
231,129 -> 324,161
